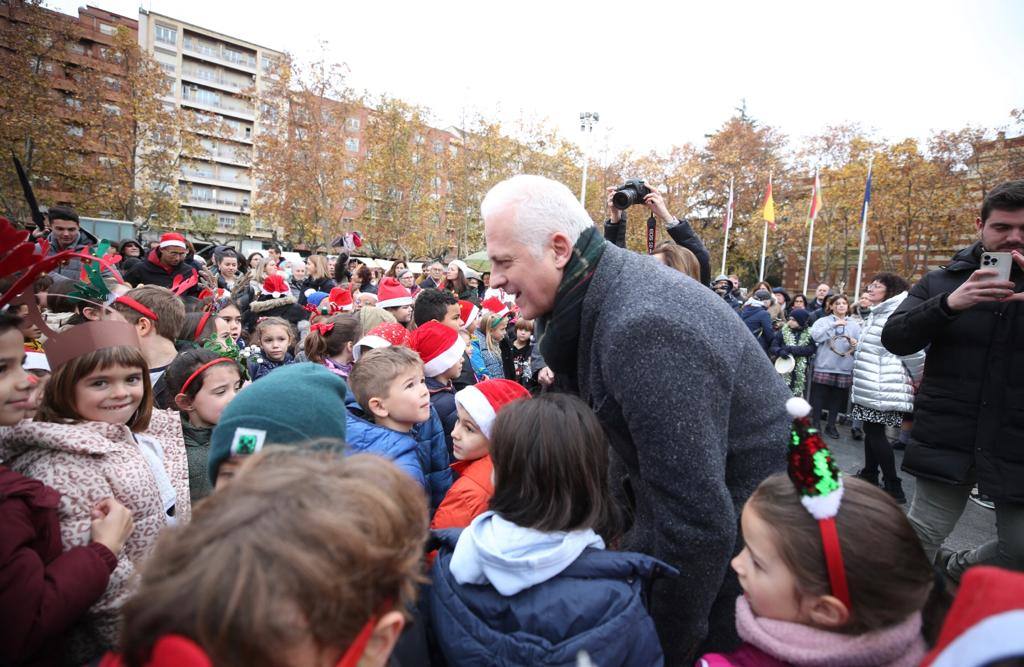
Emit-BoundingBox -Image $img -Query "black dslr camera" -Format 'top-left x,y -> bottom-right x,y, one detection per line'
611,179 -> 652,210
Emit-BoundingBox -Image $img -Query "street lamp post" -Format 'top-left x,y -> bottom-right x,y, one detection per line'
579,112 -> 599,205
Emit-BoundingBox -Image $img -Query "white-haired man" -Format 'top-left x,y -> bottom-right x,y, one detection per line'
484,175 -> 791,664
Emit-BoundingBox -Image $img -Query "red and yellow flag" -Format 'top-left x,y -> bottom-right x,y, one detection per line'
762,174 -> 776,230
807,170 -> 823,227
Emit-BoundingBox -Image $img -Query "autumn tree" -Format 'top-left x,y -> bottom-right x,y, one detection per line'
252,52 -> 359,249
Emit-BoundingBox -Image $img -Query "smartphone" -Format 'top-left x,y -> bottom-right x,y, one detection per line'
980,252 -> 1013,282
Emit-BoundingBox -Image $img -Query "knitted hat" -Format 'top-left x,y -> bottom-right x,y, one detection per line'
789,308 -> 810,328
353,322 -> 411,361
376,277 -> 413,309
306,291 -> 330,310
261,274 -> 290,298
328,286 -> 354,312
158,232 -> 187,250
410,321 -> 466,377
921,566 -> 1024,667
480,296 -> 509,319
458,299 -> 480,330
209,363 -> 348,483
713,274 -> 731,285
455,379 -> 531,439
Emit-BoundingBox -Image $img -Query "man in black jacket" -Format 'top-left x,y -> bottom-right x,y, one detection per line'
603,186 -> 712,285
124,232 -> 201,297
881,179 -> 1024,580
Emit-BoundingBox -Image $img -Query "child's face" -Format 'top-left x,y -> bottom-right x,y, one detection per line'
217,305 -> 242,340
442,304 -> 462,331
515,327 -> 531,343
376,364 -> 430,427
732,503 -> 807,624
451,404 -> 489,461
439,357 -> 464,382
15,305 -> 41,340
489,317 -> 508,341
390,305 -> 413,324
188,365 -> 241,428
259,326 -> 291,361
0,329 -> 32,426
74,363 -> 145,425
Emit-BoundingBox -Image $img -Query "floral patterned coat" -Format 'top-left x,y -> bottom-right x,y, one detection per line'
0,409 -> 189,662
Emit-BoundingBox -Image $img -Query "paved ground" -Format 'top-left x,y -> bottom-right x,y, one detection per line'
826,422 -> 997,552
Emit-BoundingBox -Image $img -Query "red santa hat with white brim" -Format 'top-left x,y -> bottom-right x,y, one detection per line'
480,296 -> 510,319
352,322 -> 411,361
458,300 -> 480,331
328,287 -> 354,312
158,232 -> 187,250
454,379 -> 531,439
260,274 -> 290,298
376,277 -> 413,309
410,321 -> 466,377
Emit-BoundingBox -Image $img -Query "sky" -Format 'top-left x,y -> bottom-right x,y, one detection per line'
50,0 -> 1024,157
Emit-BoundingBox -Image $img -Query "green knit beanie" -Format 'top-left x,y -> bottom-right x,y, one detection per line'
209,362 -> 348,483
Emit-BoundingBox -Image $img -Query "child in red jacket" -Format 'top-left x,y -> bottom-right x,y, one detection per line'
431,379 -> 530,531
0,312 -> 134,667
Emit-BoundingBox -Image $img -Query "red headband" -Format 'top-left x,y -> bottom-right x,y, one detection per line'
115,296 -> 159,322
192,310 -> 213,341
180,357 -> 234,396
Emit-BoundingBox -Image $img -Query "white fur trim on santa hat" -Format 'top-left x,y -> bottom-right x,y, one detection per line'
929,610 -> 1024,667
23,351 -> 49,372
352,335 -> 390,361
455,385 -> 497,439
158,236 -> 187,249
799,480 -> 844,520
377,294 -> 414,309
423,335 -> 466,378
460,303 -> 480,331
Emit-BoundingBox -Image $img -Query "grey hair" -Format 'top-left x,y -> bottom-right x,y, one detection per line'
481,175 -> 594,255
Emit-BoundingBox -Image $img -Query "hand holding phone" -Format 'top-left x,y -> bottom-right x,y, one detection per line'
946,252 -> 1016,311
980,252 -> 1013,282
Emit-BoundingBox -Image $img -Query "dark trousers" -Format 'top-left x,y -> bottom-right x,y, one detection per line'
811,382 -> 849,429
862,421 -> 898,483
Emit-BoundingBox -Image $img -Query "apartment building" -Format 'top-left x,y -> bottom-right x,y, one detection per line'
137,10 -> 283,242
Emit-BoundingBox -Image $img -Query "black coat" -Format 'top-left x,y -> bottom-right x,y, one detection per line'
124,250 -> 201,297
604,214 -> 712,285
882,242 -> 1024,502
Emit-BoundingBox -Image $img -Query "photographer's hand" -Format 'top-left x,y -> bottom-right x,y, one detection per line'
605,187 -> 622,224
642,189 -> 674,224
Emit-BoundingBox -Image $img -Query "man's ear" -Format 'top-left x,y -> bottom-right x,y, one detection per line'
804,594 -> 850,629
550,232 -> 575,270
368,396 -> 388,419
361,610 -> 405,667
135,317 -> 154,337
81,306 -> 102,322
975,216 -> 984,233
173,393 -> 194,412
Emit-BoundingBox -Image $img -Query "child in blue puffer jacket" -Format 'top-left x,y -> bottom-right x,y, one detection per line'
429,392 -> 675,666
345,346 -> 452,512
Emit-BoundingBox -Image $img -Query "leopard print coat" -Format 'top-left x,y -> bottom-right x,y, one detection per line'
0,409 -> 190,662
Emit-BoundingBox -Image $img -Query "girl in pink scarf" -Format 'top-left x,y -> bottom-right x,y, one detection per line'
699,473 -> 941,667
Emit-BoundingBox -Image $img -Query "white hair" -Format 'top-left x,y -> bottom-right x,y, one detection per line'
481,175 -> 594,254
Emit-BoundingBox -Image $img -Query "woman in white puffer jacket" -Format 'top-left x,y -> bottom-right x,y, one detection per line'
851,273 -> 926,503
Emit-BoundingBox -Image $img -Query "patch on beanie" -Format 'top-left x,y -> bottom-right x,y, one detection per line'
230,428 -> 267,456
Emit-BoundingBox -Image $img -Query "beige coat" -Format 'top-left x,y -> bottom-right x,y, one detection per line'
0,409 -> 189,661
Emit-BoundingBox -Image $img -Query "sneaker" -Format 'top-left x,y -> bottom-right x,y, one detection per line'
884,478 -> 907,504
933,547 -> 961,590
824,425 -> 841,439
969,486 -> 995,510
854,468 -> 879,487
851,427 -> 863,441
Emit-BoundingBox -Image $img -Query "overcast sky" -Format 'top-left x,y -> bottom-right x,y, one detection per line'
51,0 -> 1024,156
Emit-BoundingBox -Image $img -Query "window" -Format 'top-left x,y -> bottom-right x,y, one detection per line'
160,62 -> 175,74
343,178 -> 356,189
104,76 -> 121,91
244,126 -> 252,139
411,153 -> 420,165
219,215 -> 234,227
431,176 -> 441,190
414,134 -> 425,145
261,55 -> 276,73
155,24 -> 176,45
346,117 -> 360,132
66,125 -> 84,137
101,103 -> 121,116
346,160 -> 357,173
68,42 -> 86,55
344,197 -> 357,211
191,185 -> 213,201
345,138 -> 359,152
64,96 -> 83,110
99,23 -> 117,36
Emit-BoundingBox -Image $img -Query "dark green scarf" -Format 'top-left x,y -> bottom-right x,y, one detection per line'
535,226 -> 606,381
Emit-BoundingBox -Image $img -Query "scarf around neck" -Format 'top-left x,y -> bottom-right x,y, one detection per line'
535,226 -> 606,381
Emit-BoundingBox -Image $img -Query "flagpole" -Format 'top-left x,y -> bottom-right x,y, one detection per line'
720,175 -> 733,275
801,168 -> 820,296
758,172 -> 772,281
853,158 -> 874,303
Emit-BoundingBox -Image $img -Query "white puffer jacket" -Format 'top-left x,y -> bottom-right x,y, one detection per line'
851,292 -> 926,414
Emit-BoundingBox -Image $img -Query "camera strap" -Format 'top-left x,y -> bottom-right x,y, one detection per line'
646,214 -> 656,254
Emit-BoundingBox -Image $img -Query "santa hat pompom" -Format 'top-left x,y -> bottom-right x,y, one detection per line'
787,396 -> 812,419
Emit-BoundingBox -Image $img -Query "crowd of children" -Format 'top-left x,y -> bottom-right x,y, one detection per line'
0,221 -> 1021,667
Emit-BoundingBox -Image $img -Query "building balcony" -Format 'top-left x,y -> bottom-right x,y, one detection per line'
180,168 -> 252,189
182,195 -> 249,213
182,37 -> 257,73
181,66 -> 253,95
181,90 -> 255,121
